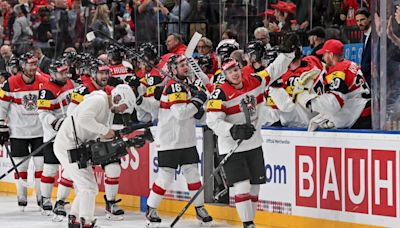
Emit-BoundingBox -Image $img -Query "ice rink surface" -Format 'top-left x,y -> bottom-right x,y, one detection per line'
0,194 -> 244,228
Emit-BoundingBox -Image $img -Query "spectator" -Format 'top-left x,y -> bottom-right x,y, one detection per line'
159,0 -> 191,39
51,0 -> 74,57
355,7 -> 371,86
0,0 -> 12,44
12,4 -> 33,56
221,29 -> 238,41
165,33 -> 186,54
133,0 -> 158,45
32,47 -> 51,74
196,37 -> 218,74
90,4 -> 112,55
307,26 -> 326,61
34,7 -> 52,51
0,44 -> 13,71
254,27 -> 271,49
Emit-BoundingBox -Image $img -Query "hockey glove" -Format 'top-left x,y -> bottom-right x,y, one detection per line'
0,120 -> 9,146
125,75 -> 141,89
51,117 -> 65,131
154,86 -> 164,101
194,106 -> 205,120
230,124 -> 256,140
190,90 -> 208,110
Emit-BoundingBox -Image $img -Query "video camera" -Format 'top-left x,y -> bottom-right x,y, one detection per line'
68,122 -> 154,169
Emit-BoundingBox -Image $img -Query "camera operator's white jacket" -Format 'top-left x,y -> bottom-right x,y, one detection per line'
54,90 -> 111,153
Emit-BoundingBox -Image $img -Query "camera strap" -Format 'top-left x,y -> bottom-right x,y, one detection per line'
71,116 -> 80,147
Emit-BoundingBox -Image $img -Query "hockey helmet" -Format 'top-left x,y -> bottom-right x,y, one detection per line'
245,40 -> 265,62
167,54 -> 187,73
111,84 -> 136,114
216,39 -> 239,62
221,57 -> 240,72
90,59 -> 110,78
194,54 -> 213,74
7,56 -> 21,74
106,44 -> 124,63
138,42 -> 158,63
19,52 -> 38,66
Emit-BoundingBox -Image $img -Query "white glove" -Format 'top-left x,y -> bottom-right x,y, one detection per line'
298,68 -> 321,89
308,114 -> 335,132
293,89 -> 318,109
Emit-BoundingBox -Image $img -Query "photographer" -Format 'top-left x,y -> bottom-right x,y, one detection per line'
53,84 -> 136,227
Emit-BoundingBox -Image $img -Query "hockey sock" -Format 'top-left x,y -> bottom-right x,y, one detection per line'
182,164 -> 204,207
147,167 -> 174,208
13,157 -> 29,203
249,184 -> 260,220
57,176 -> 73,201
104,163 -> 121,201
33,156 -> 44,203
41,164 -> 58,198
233,180 -> 253,222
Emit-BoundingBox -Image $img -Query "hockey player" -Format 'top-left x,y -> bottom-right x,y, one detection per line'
206,39 -> 295,227
192,54 -> 215,93
107,44 -> 133,87
212,40 -> 240,86
242,40 -> 267,77
6,56 -> 22,76
54,84 -> 136,228
133,42 -> 166,122
67,60 -> 126,220
267,48 -> 323,128
0,52 -> 49,210
206,58 -> 266,228
37,60 -> 75,219
293,39 -> 371,129
144,54 -> 213,227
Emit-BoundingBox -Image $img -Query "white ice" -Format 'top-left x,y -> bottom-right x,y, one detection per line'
0,194 -> 241,228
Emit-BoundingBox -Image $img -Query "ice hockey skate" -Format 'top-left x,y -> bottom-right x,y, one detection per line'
195,206 -> 213,226
68,214 -> 80,228
104,195 -> 124,220
52,200 -> 68,222
243,221 -> 256,228
145,206 -> 161,228
40,196 -> 52,216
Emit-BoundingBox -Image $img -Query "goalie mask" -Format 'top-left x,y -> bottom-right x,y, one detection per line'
245,40 -> 265,62
49,60 -> 69,85
111,84 -> 136,114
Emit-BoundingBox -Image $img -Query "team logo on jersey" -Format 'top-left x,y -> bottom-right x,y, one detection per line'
240,95 -> 257,116
23,94 -> 38,111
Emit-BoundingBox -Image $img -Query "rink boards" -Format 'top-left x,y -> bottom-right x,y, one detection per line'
1,128 -> 399,227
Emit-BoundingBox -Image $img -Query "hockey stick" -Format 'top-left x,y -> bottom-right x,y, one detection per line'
4,142 -> 29,187
0,137 -> 55,181
170,98 -> 252,227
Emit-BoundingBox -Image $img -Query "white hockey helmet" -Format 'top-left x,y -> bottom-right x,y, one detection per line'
111,84 -> 136,114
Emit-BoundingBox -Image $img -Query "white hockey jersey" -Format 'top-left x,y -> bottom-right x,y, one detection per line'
37,79 -> 74,142
0,72 -> 49,138
156,79 -> 199,151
